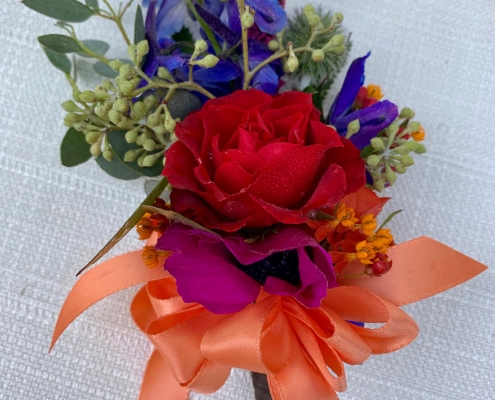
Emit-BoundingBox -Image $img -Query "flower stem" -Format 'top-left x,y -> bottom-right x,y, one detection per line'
237,0 -> 250,89
101,0 -> 131,46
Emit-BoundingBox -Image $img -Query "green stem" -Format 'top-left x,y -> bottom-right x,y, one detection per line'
237,0 -> 250,89
101,0 -> 131,46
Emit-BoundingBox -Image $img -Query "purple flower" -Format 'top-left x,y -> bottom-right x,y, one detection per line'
156,224 -> 338,314
327,53 -> 399,149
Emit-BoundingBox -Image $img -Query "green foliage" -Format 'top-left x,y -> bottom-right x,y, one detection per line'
77,40 -> 109,58
107,131 -> 163,177
85,0 -> 99,10
284,6 -> 352,86
95,153 -> 142,180
134,5 -> 146,45
42,47 -> 72,74
172,26 -> 194,43
378,210 -> 402,230
93,61 -> 118,78
77,177 -> 169,276
38,35 -> 82,53
60,128 -> 91,167
21,0 -> 94,23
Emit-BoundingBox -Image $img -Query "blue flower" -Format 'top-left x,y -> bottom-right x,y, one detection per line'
140,2 -> 241,98
327,53 -> 399,149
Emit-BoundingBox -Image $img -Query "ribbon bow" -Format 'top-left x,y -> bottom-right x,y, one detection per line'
51,237 -> 486,400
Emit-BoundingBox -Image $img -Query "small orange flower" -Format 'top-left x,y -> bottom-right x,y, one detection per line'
355,240 -> 376,265
366,84 -> 384,100
142,246 -> 159,268
370,228 -> 394,246
137,215 -> 154,240
335,203 -> 358,228
360,214 -> 377,236
411,126 -> 425,141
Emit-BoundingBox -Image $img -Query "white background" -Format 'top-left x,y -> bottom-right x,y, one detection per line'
1,0 -> 494,399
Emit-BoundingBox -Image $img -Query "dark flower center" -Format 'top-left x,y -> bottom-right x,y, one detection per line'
237,249 -> 301,287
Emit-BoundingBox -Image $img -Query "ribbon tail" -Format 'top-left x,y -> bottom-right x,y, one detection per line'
51,251 -> 169,351
139,349 -> 189,400
340,236 -> 488,306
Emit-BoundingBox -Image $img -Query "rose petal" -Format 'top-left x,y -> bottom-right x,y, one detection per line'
249,145 -> 329,207
341,186 -> 390,218
322,138 -> 366,195
302,164 -> 347,214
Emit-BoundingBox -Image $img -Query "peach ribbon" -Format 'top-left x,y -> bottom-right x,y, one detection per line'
51,236 -> 487,400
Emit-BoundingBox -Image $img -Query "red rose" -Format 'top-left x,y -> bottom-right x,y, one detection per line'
163,90 -> 365,232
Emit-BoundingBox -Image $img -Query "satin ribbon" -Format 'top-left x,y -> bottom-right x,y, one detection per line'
51,237 -> 487,400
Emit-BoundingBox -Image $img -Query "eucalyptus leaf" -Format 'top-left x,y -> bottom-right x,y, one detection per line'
85,0 -> 99,9
378,210 -> 402,231
93,59 -> 132,78
134,5 -> 145,45
42,47 -> 71,74
95,153 -> 142,180
22,0 -> 94,23
107,130 -> 163,177
60,128 -> 91,167
168,90 -> 202,120
77,40 -> 109,58
76,177 -> 169,276
38,34 -> 82,53
93,61 -> 118,78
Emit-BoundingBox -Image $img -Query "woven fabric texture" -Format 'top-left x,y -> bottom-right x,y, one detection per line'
0,0 -> 494,399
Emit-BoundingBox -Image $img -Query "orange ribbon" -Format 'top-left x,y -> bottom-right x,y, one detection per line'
51,237 -> 487,400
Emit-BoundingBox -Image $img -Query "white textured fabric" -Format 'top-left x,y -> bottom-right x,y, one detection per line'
1,0 -> 494,399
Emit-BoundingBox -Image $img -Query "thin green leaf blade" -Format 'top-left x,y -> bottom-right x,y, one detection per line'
378,210 -> 402,231
60,128 -> 92,167
95,153 -> 143,180
76,177 -> 169,276
22,0 -> 94,22
42,47 -> 71,74
38,34 -> 82,53
360,145 -> 375,159
134,5 -> 145,44
78,40 -> 109,58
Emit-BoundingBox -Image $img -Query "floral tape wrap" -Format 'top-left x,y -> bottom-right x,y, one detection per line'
51,237 -> 487,400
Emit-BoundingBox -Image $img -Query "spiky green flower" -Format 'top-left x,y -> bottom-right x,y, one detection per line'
284,6 -> 352,86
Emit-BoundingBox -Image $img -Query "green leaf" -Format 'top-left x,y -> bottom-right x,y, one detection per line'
378,210 -> 402,231
107,130 -> 163,177
93,61 -> 117,78
134,5 -> 145,45
312,78 -> 332,122
60,128 -> 91,167
38,34 -> 82,53
93,59 -> 132,78
22,0 -> 94,23
95,153 -> 142,180
77,40 -> 109,58
360,145 -> 375,159
42,47 -> 71,74
302,86 -> 318,94
76,177 -> 169,276
171,26 -> 194,43
85,0 -> 99,9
